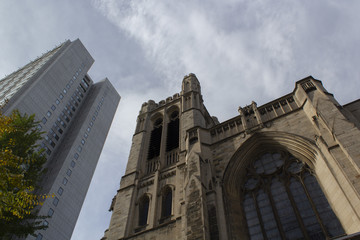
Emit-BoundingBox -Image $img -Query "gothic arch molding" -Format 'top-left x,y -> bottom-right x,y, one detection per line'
158,184 -> 175,195
223,131 -> 317,198
135,193 -> 152,228
166,105 -> 179,117
158,185 -> 174,220
222,131 -> 323,239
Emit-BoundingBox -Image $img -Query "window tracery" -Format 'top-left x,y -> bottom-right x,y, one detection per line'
242,151 -> 344,239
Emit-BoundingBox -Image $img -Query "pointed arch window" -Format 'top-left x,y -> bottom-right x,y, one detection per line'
242,151 -> 344,239
166,111 -> 179,152
138,195 -> 150,226
161,186 -> 172,219
147,118 -> 163,160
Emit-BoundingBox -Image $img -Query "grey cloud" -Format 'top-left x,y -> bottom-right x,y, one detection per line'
95,0 -> 360,119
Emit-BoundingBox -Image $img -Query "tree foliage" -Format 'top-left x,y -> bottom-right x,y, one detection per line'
0,110 -> 49,238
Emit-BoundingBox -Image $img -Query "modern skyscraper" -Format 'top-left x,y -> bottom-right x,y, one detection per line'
0,39 -> 120,240
103,74 -> 360,239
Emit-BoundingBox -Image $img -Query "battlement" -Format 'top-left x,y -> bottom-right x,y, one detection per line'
139,93 -> 181,114
209,93 -> 299,142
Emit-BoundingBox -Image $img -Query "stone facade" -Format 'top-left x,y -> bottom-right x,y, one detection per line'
103,74 -> 360,239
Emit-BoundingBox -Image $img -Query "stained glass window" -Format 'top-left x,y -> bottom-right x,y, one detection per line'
242,151 -> 344,239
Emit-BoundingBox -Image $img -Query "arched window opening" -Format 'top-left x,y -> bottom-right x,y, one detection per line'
161,187 -> 172,219
138,195 -> 150,226
166,111 -> 179,152
242,151 -> 344,239
147,118 -> 163,160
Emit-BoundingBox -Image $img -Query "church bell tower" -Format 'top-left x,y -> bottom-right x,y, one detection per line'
103,75 -> 360,240
103,74 -> 217,240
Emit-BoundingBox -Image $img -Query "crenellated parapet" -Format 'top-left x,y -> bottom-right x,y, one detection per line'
209,93 -> 300,143
139,93 -> 181,115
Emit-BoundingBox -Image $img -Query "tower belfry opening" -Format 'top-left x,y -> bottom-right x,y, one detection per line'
147,118 -> 163,160
166,111 -> 179,152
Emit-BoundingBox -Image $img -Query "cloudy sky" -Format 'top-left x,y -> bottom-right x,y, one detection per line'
1,0 -> 360,239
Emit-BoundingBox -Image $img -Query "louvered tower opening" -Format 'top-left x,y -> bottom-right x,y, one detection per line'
147,118 -> 163,160
166,111 -> 179,152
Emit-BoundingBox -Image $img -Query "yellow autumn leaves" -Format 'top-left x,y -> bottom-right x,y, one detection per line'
0,111 -> 49,222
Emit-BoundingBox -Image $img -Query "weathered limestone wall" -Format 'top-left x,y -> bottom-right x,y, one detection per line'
123,220 -> 182,240
105,183 -> 136,239
104,76 -> 360,240
215,78 -> 360,237
344,99 -> 360,122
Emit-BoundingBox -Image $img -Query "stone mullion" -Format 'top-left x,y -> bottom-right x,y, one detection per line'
253,191 -> 268,240
215,182 -> 229,240
300,173 -> 329,238
152,112 -> 166,227
266,180 -> 286,239
284,178 -> 310,239
150,170 -> 159,228
159,112 -> 168,169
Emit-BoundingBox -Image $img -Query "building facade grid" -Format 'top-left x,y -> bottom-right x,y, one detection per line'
0,39 -> 120,240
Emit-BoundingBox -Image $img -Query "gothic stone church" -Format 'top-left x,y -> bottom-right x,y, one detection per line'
103,75 -> 360,240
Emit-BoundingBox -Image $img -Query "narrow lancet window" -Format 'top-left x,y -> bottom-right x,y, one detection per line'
138,196 -> 150,226
161,187 -> 172,218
